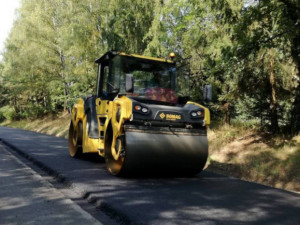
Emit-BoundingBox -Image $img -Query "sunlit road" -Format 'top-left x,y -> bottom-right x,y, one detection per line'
0,141 -> 102,225
0,126 -> 299,225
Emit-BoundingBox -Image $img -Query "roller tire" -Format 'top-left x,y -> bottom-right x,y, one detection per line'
104,125 -> 125,176
68,121 -> 83,158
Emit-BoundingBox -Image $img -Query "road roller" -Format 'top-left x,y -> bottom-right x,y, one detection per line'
68,51 -> 211,176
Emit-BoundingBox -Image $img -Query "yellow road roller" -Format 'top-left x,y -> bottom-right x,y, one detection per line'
68,51 -> 211,176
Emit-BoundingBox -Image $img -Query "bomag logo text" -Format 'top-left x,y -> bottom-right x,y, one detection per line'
166,114 -> 181,120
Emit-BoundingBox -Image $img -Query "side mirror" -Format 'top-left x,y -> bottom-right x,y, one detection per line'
203,85 -> 212,102
125,74 -> 134,93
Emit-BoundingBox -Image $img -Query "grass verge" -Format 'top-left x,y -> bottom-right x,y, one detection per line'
1,112 -> 71,139
207,122 -> 300,193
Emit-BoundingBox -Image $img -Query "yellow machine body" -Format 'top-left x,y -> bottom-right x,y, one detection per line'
70,96 -> 133,153
68,51 -> 210,176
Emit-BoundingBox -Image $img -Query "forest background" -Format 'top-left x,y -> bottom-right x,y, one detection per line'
0,0 -> 299,135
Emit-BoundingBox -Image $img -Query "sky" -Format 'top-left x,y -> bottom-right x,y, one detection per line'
0,0 -> 21,61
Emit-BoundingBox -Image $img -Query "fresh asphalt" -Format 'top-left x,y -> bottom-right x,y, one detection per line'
0,126 -> 299,225
0,141 -> 102,225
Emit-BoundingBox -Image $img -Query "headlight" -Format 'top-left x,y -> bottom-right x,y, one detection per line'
191,112 -> 197,117
197,110 -> 203,116
190,109 -> 204,119
133,104 -> 150,114
134,105 -> 142,111
142,107 -> 148,113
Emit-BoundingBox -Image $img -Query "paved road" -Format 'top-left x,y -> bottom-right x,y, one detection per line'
0,142 -> 102,225
0,126 -> 299,225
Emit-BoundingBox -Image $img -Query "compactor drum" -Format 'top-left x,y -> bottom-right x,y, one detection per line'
68,51 -> 211,176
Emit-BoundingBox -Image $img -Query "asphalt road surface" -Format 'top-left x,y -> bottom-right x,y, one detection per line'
0,126 -> 299,225
0,141 -> 102,225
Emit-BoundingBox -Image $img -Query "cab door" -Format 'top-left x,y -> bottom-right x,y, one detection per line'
95,62 -> 112,156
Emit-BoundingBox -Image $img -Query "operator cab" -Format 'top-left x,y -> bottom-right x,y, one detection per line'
95,51 -> 189,105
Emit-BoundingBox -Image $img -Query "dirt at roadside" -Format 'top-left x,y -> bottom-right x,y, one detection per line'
207,128 -> 300,193
1,112 -> 71,139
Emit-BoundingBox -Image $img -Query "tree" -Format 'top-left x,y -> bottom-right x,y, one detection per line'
230,0 -> 299,133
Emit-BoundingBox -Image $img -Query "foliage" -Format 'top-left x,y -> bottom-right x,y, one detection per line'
0,0 -> 299,134
0,106 -> 16,121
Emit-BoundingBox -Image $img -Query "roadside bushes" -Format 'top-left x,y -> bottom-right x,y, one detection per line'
0,104 -> 50,122
0,106 -> 16,122
18,104 -> 48,119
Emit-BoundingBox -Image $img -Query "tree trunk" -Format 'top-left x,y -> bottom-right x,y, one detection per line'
278,0 -> 300,134
269,52 -> 279,133
220,102 -> 231,126
290,36 -> 300,135
59,49 -> 68,112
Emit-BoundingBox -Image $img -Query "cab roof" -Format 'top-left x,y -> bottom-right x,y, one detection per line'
95,51 -> 174,64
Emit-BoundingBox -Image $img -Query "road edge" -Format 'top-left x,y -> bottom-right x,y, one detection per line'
0,138 -> 133,225
0,142 -> 103,225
